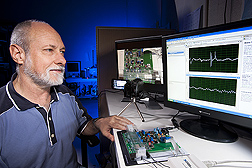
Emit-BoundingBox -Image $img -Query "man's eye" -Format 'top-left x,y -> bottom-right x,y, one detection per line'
45,49 -> 53,52
60,50 -> 65,54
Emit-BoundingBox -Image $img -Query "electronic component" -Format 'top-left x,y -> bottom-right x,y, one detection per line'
117,125 -> 189,166
123,49 -> 157,84
123,125 -> 147,161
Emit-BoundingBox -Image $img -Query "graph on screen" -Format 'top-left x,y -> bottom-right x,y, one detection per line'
189,44 -> 239,73
189,77 -> 237,106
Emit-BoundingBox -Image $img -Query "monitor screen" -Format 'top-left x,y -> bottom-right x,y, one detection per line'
111,79 -> 128,90
65,61 -> 81,78
116,36 -> 164,93
163,19 -> 252,142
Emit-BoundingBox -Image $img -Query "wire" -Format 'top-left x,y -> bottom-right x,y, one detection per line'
171,110 -> 181,129
142,159 -> 158,168
172,110 -> 180,120
224,0 -> 228,24
146,91 -> 164,103
203,160 -> 252,167
145,151 -> 171,168
171,110 -> 189,129
97,89 -> 122,98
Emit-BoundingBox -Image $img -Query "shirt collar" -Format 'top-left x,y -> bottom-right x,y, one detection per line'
7,73 -> 59,111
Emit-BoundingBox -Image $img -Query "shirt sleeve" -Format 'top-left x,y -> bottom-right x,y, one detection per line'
74,96 -> 93,135
55,84 -> 93,135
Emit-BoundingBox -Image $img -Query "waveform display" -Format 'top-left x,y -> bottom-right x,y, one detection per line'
189,77 -> 237,106
189,44 -> 239,73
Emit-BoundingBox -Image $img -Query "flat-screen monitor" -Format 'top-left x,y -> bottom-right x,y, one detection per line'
163,19 -> 252,143
116,36 -> 164,94
65,61 -> 81,78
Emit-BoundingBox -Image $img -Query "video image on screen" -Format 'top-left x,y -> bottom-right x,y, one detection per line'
189,77 -> 237,106
189,44 -> 239,73
117,47 -> 163,84
188,44 -> 239,107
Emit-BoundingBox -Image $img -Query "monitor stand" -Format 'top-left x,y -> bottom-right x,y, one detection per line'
180,117 -> 238,143
121,97 -> 132,102
143,99 -> 163,110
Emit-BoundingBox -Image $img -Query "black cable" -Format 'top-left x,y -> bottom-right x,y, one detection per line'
142,158 -> 159,168
172,110 -> 180,120
171,110 -> 180,128
146,91 -> 164,103
147,151 -> 171,168
155,161 -> 170,168
98,89 -> 122,98
224,0 -> 228,24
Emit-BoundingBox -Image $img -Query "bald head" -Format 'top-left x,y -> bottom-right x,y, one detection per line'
10,20 -> 50,55
10,20 -> 65,76
29,21 -> 63,49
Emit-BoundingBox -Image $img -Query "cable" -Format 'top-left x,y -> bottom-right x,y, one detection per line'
203,160 -> 252,167
145,151 -> 171,168
171,110 -> 189,129
224,0 -> 228,24
146,91 -> 164,103
142,159 -> 158,168
97,89 -> 122,98
171,110 -> 181,129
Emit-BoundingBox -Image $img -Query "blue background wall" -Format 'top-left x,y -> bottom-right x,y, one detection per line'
1,0 -> 177,70
0,1 -> 177,165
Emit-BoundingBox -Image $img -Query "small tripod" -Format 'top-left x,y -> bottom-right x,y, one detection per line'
117,97 -> 145,122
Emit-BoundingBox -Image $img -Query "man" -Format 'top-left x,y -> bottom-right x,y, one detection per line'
0,20 -> 133,168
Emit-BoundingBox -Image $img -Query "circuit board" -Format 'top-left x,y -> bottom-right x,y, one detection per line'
123,49 -> 155,84
117,126 -> 189,166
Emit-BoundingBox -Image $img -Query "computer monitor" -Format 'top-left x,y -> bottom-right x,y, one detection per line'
65,61 -> 81,78
163,19 -> 252,143
116,36 -> 164,94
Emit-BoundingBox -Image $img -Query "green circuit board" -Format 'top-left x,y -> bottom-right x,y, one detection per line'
123,49 -> 155,84
122,127 -> 180,156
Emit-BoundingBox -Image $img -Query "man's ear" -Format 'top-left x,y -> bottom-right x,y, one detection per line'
9,44 -> 26,64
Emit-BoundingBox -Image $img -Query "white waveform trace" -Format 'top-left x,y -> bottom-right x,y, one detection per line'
190,86 -> 236,94
189,51 -> 238,67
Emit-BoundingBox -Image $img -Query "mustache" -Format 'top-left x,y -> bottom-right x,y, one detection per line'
48,65 -> 65,72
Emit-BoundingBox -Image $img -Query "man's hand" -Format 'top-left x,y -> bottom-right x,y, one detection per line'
94,116 -> 133,141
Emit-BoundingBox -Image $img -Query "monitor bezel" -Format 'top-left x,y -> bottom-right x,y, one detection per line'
65,61 -> 81,78
162,18 -> 252,130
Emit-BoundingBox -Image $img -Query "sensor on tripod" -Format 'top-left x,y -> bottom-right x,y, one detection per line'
117,79 -> 145,122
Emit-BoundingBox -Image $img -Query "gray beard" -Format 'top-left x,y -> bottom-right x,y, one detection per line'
23,58 -> 65,88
